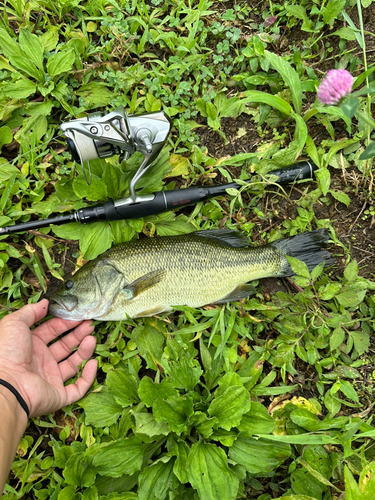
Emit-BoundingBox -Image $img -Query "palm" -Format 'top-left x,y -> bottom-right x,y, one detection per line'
0,300 -> 97,417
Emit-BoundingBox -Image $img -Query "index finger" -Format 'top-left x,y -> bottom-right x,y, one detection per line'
32,316 -> 91,344
1,299 -> 50,329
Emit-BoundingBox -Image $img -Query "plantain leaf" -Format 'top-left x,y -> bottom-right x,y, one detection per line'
229,436 -> 290,474
47,47 -> 75,77
186,441 -> 239,500
79,221 -> 114,260
92,437 -> 145,477
153,394 -> 194,434
138,457 -> 177,500
19,28 -> 44,69
208,385 -> 250,431
79,387 -> 122,427
264,50 -> 302,114
242,90 -> 293,115
107,369 -> 140,407
3,79 -> 36,99
63,452 -> 96,488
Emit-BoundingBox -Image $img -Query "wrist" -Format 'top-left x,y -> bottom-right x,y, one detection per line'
0,383 -> 28,431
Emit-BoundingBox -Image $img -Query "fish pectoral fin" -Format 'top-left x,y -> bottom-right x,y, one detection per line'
122,269 -> 166,299
192,228 -> 249,248
214,284 -> 256,304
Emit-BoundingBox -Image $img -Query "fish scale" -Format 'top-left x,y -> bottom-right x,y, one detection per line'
49,229 -> 333,321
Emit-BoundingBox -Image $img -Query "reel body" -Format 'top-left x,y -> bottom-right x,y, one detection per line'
60,108 -> 172,202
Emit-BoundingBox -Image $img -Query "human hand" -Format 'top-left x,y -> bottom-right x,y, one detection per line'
0,298 -> 97,417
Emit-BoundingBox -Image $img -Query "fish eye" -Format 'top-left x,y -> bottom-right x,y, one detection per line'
65,280 -> 74,290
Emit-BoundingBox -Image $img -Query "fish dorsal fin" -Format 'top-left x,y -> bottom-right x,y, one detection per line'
122,269 -> 166,300
192,229 -> 249,248
214,284 -> 256,304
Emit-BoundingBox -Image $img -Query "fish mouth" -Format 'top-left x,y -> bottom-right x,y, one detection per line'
49,294 -> 77,312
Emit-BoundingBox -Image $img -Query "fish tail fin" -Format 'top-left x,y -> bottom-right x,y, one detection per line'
271,229 -> 334,277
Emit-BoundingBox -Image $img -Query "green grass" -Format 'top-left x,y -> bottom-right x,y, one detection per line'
1,0 -> 375,498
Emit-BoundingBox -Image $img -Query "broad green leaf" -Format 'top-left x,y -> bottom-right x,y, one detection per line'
152,213 -> 195,236
335,282 -> 368,308
208,385 -> 250,431
134,412 -> 169,438
340,380 -> 359,402
107,369 -> 139,407
58,486 -> 80,500
290,409 -> 348,432
329,189 -> 350,207
341,96 -> 360,119
289,409 -> 319,430
133,325 -> 165,371
166,153 -> 190,178
79,387 -> 122,427
0,28 -> 25,59
77,82 -> 113,106
315,167 -> 331,196
319,282 -> 341,300
272,114 -> 308,165
41,27 -> 59,51
47,48 -> 75,77
359,462 -> 375,500
165,357 -> 203,391
359,140 -> 375,160
153,394 -> 194,434
242,90 -> 293,115
190,412 -> 218,439
80,222 -> 114,260
206,102 -> 217,121
8,55 -> 42,80
95,473 -> 139,496
291,468 -> 327,497
322,0 -> 346,25
51,222 -> 83,241
54,445 -> 74,469
138,377 -> 178,407
305,135 -> 321,167
19,28 -> 44,69
73,174 -> 108,201
167,435 -> 189,484
344,260 -> 358,282
92,437 -> 145,477
3,79 -> 36,99
63,452 -> 96,488
298,458 -> 338,492
0,126 -> 12,151
330,327 -> 345,351
332,27 -> 357,40
349,330 -> 370,355
215,372 -> 244,397
186,441 -> 239,500
238,402 -> 275,435
264,50 -> 302,114
345,466 -> 361,500
229,436 -> 290,474
286,256 -> 310,279
237,350 -> 264,389
138,457 -> 177,500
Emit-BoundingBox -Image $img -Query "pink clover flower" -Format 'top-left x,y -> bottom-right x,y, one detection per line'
317,69 -> 354,105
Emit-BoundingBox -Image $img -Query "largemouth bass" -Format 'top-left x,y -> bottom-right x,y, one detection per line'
49,228 -> 333,321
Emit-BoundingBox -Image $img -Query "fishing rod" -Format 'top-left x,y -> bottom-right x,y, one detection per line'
0,108 -> 316,235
